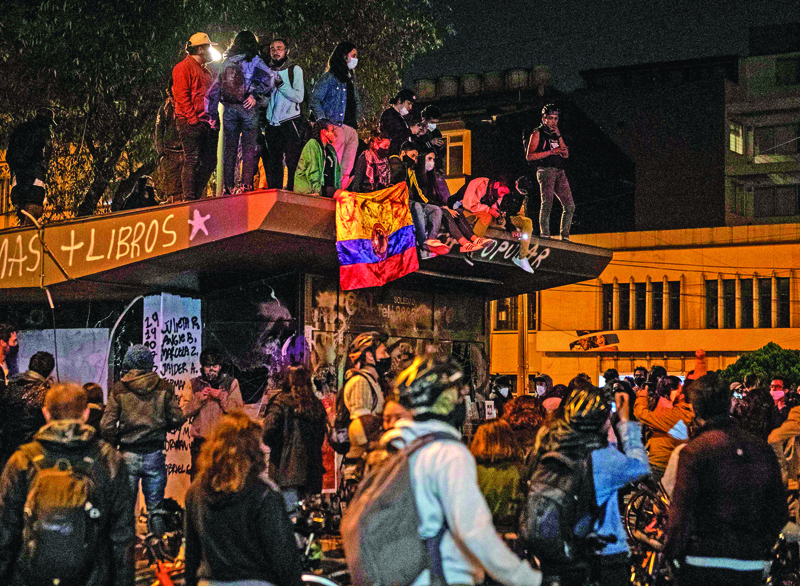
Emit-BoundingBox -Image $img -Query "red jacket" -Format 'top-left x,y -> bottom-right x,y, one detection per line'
172,55 -> 212,125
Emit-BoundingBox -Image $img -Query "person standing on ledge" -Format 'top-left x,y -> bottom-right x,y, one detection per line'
526,104 -> 575,241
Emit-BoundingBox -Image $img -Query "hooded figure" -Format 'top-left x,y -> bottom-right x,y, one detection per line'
100,344 -> 186,533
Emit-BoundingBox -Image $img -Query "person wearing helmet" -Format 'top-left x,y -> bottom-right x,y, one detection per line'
525,104 -> 575,241
392,355 -> 542,586
342,332 -> 391,461
527,386 -> 649,586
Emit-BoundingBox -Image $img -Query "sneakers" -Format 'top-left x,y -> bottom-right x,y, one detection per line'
539,234 -> 550,239
459,242 -> 483,253
474,237 -> 492,246
513,256 -> 534,273
425,239 -> 451,256
561,235 -> 570,242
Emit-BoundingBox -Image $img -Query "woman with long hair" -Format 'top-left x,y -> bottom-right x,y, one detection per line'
310,42 -> 361,188
470,418 -> 525,534
263,365 -> 328,512
207,30 -> 276,194
414,149 -> 487,253
184,412 -> 303,586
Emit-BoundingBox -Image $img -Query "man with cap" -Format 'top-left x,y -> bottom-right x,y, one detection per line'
172,32 -> 219,201
100,344 -> 186,534
391,355 -> 542,586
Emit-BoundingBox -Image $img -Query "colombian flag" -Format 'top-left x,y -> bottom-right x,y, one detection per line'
335,184 -> 419,290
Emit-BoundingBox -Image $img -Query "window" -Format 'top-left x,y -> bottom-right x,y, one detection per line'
729,122 -> 744,154
729,180 -> 747,216
754,125 -> 800,157
495,296 -> 518,331
527,292 -> 537,330
706,280 -> 718,329
723,279 -> 736,329
442,131 -> 471,177
776,57 -> 800,86
618,285 -> 630,330
754,185 -> 799,218
651,281 -> 664,330
634,283 -> 646,330
740,278 -> 754,328
778,277 -> 790,328
668,281 -> 681,329
759,278 -> 772,328
602,284 -> 614,331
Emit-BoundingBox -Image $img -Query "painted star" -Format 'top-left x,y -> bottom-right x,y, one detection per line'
187,209 -> 211,241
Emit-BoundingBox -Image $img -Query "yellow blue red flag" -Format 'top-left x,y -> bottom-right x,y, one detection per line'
335,184 -> 418,290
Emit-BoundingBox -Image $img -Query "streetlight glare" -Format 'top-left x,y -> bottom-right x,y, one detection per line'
209,46 -> 222,62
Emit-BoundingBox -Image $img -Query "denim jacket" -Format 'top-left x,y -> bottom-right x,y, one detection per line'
311,71 -> 362,126
591,420 -> 650,556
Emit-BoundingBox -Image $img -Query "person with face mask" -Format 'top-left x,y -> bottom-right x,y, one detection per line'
311,42 -> 362,188
294,119 -> 341,197
380,89 -> 424,156
462,176 -> 511,239
172,32 -> 220,201
392,356 -> 542,586
180,347 -> 243,480
632,366 -> 648,392
390,141 -> 448,258
418,105 -> 445,169
348,131 -> 392,193
414,150 -> 487,253
340,332 -> 391,468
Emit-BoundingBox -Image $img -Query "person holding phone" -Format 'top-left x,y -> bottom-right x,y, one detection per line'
181,348 -> 244,480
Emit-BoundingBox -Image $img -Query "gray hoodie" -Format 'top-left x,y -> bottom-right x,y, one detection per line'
390,419 -> 541,586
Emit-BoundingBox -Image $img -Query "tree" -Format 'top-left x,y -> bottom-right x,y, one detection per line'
1,0 -> 448,217
719,342 -> 800,388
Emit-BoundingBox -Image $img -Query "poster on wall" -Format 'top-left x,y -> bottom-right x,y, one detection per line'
143,293 -> 201,505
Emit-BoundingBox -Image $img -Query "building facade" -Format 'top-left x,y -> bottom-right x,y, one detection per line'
491,224 -> 800,391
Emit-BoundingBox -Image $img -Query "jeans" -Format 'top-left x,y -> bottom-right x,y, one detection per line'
265,118 -> 305,191
155,150 -> 183,202
332,124 -> 359,188
222,103 -> 259,191
121,449 -> 167,511
178,121 -> 218,200
511,214 -> 533,257
411,202 -> 443,247
536,167 -> 575,238
440,209 -> 474,241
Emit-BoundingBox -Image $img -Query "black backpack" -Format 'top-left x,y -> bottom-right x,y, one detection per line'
329,373 -> 379,455
520,451 -> 602,565
19,442 -> 106,586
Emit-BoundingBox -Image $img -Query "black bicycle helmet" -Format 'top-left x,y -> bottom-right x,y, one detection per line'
542,104 -> 560,116
564,386 -> 610,433
347,331 -> 388,366
396,356 -> 465,415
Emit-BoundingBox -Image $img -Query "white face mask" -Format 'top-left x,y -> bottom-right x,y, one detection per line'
347,57 -> 358,70
499,387 -> 509,397
425,160 -> 435,171
535,384 -> 547,396
398,105 -> 409,116
427,123 -> 437,131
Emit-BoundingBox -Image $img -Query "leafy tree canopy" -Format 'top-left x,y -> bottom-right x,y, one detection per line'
1,0 -> 449,217
719,342 -> 800,388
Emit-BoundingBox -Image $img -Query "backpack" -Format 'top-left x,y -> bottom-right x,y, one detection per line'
220,59 -> 248,104
19,442 -> 105,586
519,451 -> 602,565
341,432 -> 456,586
329,373 -> 379,455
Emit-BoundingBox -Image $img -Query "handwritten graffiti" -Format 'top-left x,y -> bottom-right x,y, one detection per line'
0,214 -> 178,282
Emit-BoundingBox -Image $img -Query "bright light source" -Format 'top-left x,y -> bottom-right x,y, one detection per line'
209,46 -> 222,62
522,234 -> 529,240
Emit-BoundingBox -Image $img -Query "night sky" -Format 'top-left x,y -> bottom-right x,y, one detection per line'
405,0 -> 799,91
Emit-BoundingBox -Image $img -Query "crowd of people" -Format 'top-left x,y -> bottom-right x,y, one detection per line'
0,319 -> 796,586
7,31 -> 575,257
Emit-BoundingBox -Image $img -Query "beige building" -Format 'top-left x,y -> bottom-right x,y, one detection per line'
491,224 -> 800,392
